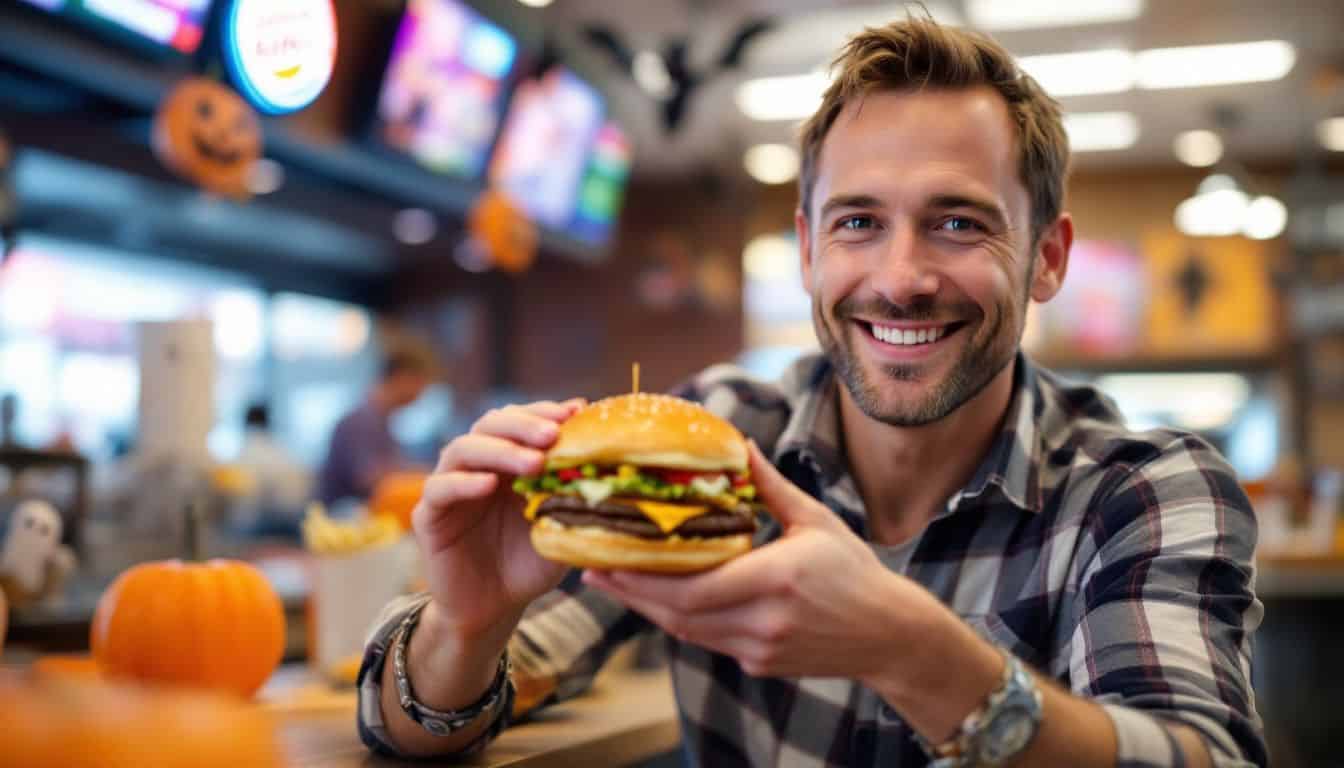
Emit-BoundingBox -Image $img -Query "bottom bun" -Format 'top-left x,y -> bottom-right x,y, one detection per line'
529,516 -> 752,573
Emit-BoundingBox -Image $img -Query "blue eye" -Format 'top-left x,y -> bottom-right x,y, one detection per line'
838,216 -> 874,231
939,216 -> 982,233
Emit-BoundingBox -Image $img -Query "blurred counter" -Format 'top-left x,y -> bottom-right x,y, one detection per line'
261,664 -> 679,767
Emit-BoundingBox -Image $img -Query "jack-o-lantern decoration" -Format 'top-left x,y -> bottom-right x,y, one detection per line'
468,189 -> 538,273
154,78 -> 262,200
91,559 -> 285,698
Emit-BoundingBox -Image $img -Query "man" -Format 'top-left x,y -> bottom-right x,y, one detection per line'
356,17 -> 1265,767
317,343 -> 434,505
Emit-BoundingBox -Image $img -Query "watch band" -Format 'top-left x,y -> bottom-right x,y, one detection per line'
391,602 -> 514,737
916,648 -> 1042,767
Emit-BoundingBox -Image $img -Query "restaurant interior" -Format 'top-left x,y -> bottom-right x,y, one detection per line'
1,0 -> 1343,765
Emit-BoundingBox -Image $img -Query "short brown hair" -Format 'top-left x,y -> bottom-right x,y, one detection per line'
798,15 -> 1069,242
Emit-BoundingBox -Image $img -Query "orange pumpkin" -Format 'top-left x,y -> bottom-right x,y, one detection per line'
32,654 -> 101,679
153,77 -> 262,199
370,471 -> 428,531
0,671 -> 281,767
469,189 -> 538,273
91,559 -> 285,698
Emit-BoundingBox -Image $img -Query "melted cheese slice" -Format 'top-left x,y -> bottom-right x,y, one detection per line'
522,492 -> 710,534
630,500 -> 709,534
523,493 -> 551,521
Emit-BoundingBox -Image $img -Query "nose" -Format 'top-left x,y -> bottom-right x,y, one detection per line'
869,220 -> 939,306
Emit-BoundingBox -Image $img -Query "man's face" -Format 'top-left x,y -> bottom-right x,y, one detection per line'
798,87 -> 1063,427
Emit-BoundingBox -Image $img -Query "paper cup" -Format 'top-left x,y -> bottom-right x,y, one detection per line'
308,535 -> 418,683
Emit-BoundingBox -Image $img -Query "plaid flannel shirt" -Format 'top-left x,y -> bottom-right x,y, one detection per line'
357,353 -> 1266,766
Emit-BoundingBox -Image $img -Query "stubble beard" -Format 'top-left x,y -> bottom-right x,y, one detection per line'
813,291 -> 1023,428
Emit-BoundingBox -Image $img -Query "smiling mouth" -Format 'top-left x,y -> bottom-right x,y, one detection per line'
858,320 -> 967,347
191,134 -> 242,165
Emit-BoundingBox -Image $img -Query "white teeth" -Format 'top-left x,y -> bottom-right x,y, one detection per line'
870,324 -> 946,346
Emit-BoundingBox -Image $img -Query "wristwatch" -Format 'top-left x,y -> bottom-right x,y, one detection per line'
918,650 -> 1043,767
390,603 -> 514,737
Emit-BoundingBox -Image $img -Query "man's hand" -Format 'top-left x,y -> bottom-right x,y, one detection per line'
415,399 -> 584,639
583,440 -> 947,680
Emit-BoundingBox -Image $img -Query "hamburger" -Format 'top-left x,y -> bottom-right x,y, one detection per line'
512,393 -> 759,573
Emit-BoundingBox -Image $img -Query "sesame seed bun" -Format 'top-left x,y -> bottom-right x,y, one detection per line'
544,393 -> 747,473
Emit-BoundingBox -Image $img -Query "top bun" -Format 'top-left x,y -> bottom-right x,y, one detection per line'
546,393 -> 748,472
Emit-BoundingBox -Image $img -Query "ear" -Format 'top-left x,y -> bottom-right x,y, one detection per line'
1029,212 -> 1073,303
795,207 -> 814,293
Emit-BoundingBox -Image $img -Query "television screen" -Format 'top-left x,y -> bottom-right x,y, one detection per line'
18,0 -> 213,55
568,121 -> 631,244
373,0 -> 519,179
488,66 -> 604,232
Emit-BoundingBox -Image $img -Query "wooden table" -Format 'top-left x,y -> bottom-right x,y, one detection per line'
260,665 -> 680,767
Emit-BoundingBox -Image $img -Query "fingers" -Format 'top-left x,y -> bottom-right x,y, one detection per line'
439,433 -> 545,476
421,470 -> 499,508
584,570 -> 785,669
747,440 -> 836,530
470,407 -> 561,448
584,556 -> 772,615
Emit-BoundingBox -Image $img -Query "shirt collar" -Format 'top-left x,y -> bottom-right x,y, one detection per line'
770,352 -> 1045,516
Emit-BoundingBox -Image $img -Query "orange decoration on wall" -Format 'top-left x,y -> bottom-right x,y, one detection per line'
469,189 -> 538,273
153,77 -> 262,200
91,559 -> 285,698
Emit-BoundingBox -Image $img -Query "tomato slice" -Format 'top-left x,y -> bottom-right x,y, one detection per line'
556,468 -> 584,482
650,469 -> 696,486
732,475 -> 750,488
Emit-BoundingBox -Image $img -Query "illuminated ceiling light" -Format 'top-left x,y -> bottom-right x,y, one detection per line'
1318,116 -> 1344,152
515,0 -> 553,7
1016,49 -> 1135,97
1242,195 -> 1288,240
743,234 -> 798,281
1063,112 -> 1139,152
246,158 -> 285,195
747,3 -> 962,70
736,72 -> 828,122
393,208 -> 437,245
633,50 -> 672,98
967,0 -> 1143,30
743,143 -> 800,185
1136,40 -> 1295,90
1173,130 -> 1223,167
1175,174 -> 1248,237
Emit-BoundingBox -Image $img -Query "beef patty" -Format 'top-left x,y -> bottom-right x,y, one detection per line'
536,494 -> 758,539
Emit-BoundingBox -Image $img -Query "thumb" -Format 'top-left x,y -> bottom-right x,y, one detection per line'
747,439 -> 839,531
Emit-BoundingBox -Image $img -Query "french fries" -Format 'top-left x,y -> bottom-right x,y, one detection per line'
302,503 -> 402,555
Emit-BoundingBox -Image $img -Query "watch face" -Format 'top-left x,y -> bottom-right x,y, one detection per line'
981,705 -> 1038,762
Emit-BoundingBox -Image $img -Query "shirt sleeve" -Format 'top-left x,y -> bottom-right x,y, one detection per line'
1070,433 -> 1267,767
356,576 -> 651,758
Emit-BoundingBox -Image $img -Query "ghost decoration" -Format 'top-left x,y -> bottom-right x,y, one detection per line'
0,500 -> 77,608
153,77 -> 262,200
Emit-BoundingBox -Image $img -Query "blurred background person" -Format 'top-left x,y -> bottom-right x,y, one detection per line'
317,339 -> 436,507
225,402 -> 311,538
